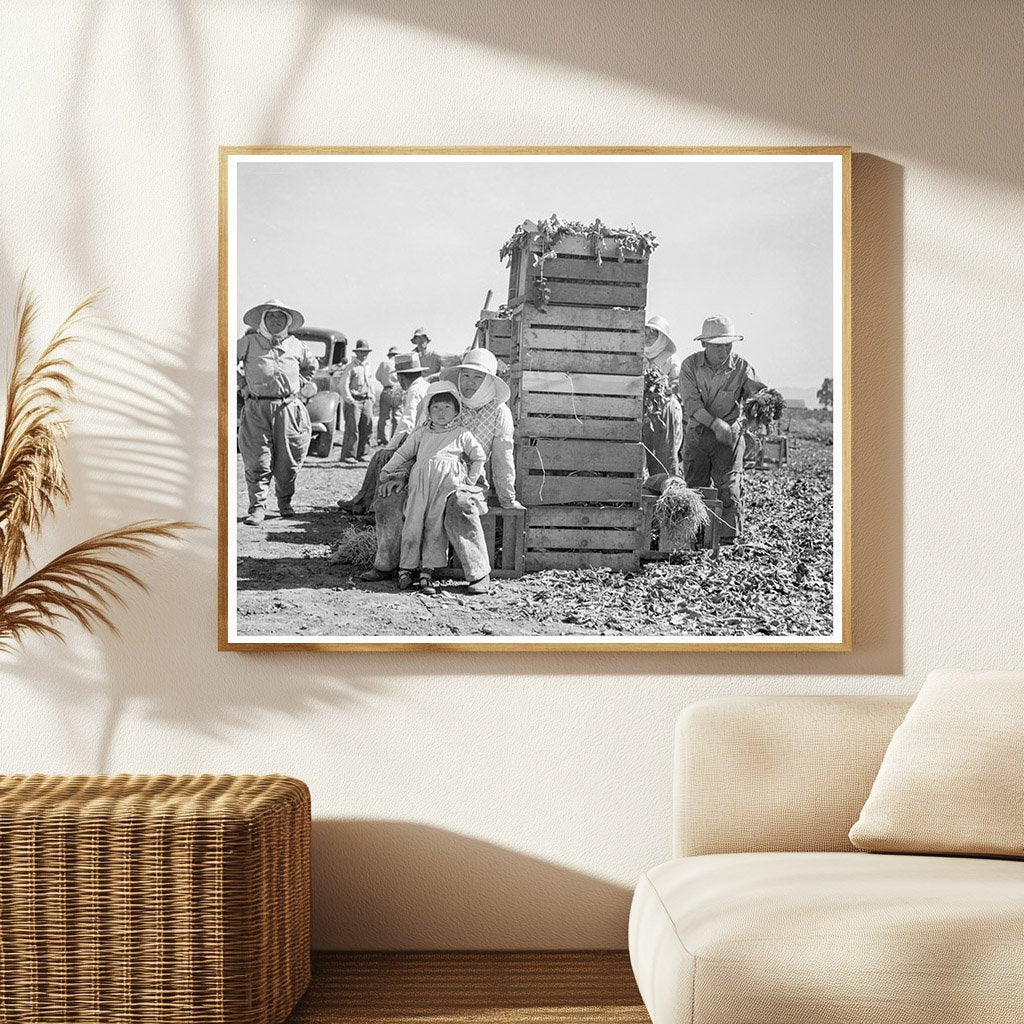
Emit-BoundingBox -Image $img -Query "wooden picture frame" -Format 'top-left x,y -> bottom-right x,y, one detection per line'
219,147 -> 851,651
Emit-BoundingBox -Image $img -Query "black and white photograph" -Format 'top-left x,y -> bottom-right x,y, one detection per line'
219,149 -> 849,649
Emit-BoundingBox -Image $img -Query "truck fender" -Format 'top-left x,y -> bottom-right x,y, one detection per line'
305,389 -> 340,426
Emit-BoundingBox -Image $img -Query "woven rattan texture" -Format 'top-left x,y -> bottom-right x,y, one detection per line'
0,774 -> 311,1024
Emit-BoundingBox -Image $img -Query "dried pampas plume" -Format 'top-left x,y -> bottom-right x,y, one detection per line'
0,280 -> 197,651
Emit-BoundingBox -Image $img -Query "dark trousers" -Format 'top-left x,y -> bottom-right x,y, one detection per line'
343,435 -> 407,513
681,423 -> 745,534
340,397 -> 373,460
377,386 -> 401,444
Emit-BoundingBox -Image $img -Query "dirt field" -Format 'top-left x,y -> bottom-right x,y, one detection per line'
234,417 -> 835,640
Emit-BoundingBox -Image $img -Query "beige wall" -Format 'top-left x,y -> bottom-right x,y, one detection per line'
1,1 -> 1021,949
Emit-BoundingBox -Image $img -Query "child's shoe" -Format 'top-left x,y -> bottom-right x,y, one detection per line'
419,571 -> 437,596
397,569 -> 415,590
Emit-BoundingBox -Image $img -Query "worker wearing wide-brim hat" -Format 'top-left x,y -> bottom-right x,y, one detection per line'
338,339 -> 375,463
644,315 -> 681,384
410,328 -> 443,377
642,315 -> 684,477
678,315 -> 767,538
361,348 -> 521,594
375,344 -> 404,446
236,300 -> 318,526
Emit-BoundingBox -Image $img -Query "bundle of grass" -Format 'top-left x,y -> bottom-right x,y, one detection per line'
329,525 -> 377,566
653,480 -> 710,549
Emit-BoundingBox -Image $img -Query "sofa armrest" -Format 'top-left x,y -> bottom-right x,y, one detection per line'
674,695 -> 913,857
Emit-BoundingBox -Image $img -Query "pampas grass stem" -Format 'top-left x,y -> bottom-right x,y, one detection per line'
0,280 -> 198,650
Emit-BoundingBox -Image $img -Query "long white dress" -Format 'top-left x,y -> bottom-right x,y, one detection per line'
383,424 -> 486,570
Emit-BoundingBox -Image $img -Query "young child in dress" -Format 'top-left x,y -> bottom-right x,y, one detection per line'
378,381 -> 488,595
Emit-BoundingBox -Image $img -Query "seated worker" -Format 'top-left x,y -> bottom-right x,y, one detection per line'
377,381 -> 487,596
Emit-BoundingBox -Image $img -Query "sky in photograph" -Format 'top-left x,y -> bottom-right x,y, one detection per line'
236,156 -> 837,393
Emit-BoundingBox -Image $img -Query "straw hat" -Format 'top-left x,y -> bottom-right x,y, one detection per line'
440,348 -> 511,405
694,315 -> 743,344
394,353 -> 426,376
644,314 -> 677,355
353,339 -> 372,354
243,299 -> 305,330
387,345 -> 400,357
411,329 -> 431,345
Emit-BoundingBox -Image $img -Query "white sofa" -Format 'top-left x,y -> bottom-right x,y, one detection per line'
628,695 -> 1024,1024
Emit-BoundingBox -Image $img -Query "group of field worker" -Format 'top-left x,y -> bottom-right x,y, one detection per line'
236,299 -> 767,588
331,328 -> 445,463
236,301 -> 521,594
235,304 -> 446,526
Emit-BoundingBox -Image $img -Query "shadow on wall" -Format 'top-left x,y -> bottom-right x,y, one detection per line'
312,819 -> 633,949
0,2 -> 394,770
0,4 -> 913,770
331,0 -> 1021,186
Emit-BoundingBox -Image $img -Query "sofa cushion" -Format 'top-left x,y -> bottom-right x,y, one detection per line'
629,852 -> 1024,1024
849,669 -> 1024,857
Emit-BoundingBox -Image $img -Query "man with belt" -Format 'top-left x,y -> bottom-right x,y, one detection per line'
338,338 -> 374,463
678,315 -> 767,537
337,352 -> 430,515
375,344 -> 401,446
236,300 -> 318,526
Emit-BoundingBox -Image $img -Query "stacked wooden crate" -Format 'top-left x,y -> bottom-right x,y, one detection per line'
502,225 -> 651,572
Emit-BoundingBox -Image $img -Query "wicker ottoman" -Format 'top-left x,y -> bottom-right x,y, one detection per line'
0,774 -> 310,1024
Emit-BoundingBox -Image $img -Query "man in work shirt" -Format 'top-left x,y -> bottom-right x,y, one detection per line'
339,338 -> 374,463
410,328 -> 443,377
678,315 -> 766,537
375,344 -> 401,446
337,352 -> 430,516
236,300 -> 318,526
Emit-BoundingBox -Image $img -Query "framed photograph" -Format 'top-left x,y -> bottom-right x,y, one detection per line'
219,147 -> 850,651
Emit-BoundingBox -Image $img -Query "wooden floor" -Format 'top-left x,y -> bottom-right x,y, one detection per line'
286,951 -> 649,1023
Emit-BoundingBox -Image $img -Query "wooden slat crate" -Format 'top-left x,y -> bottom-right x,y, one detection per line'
480,505 -> 525,578
514,364 -> 644,444
525,505 -> 641,572
503,223 -> 654,574
482,317 -> 512,362
508,231 -> 650,307
516,437 -> 645,507
745,435 -> 790,469
639,488 -> 723,559
516,314 -> 644,377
